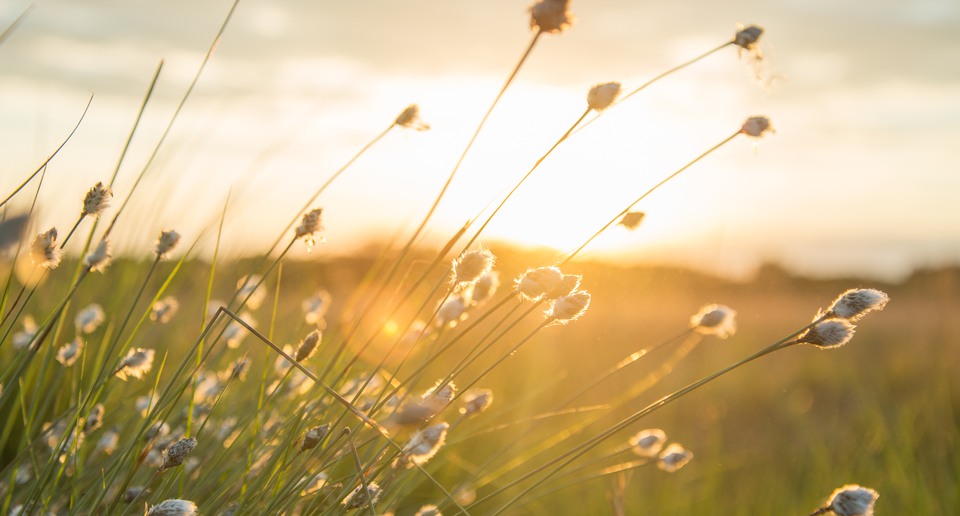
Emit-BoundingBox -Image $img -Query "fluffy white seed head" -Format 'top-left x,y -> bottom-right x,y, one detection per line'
12,315 -> 37,351
395,104 -> 430,131
81,181 -> 112,217
97,429 -> 119,455
423,380 -> 457,406
740,116 -> 773,138
690,304 -> 737,339
529,0 -> 574,34
453,248 -> 495,287
236,275 -> 266,310
629,428 -> 666,458
84,239 -> 112,272
402,422 -> 450,466
516,266 -> 564,300
75,303 -> 105,334
150,297 -> 179,324
826,289 -> 889,321
154,229 -> 181,259
548,290 -> 591,323
436,295 -> 469,328
84,403 -> 105,433
826,485 -> 879,516
416,505 -> 442,516
160,437 -> 197,471
734,25 -> 763,49
295,329 -> 322,362
114,347 -> 155,380
471,271 -> 500,306
295,208 -> 323,240
799,319 -> 856,349
460,389 -> 494,417
342,482 -> 382,510
657,443 -> 693,472
147,499 -> 198,516
30,228 -> 61,269
300,473 -> 328,496
56,337 -> 83,367
586,82 -> 621,111
302,289 -> 332,325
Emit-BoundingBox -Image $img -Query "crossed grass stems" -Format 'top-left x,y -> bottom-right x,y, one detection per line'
0,3 -> 875,514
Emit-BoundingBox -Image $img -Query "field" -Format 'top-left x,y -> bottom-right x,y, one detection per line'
0,1 -> 955,514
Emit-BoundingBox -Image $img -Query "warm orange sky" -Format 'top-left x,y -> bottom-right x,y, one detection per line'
1,0 -> 958,280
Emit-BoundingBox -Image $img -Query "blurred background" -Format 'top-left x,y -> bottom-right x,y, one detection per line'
0,0 -> 958,280
0,1 -> 958,513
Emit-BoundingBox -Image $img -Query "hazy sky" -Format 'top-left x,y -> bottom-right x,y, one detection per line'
1,0 -> 958,280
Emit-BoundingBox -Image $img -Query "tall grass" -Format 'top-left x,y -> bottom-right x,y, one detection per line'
0,2 -> 926,515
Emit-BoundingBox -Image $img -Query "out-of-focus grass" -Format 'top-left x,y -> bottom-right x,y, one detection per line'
4,248 -> 953,514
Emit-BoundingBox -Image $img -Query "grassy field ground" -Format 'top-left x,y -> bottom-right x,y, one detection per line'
1,245 -> 953,514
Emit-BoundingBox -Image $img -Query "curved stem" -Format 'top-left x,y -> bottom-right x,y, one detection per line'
0,95 -> 93,210
560,131 -> 740,266
460,107 -> 591,251
575,41 -> 733,135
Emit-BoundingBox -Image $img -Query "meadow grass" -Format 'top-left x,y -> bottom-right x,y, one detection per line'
0,1 -> 940,514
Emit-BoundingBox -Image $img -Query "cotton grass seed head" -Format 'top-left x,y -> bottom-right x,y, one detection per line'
114,347 -> 155,380
619,211 -> 645,230
300,423 -> 330,451
824,485 -> 879,516
30,227 -> 61,269
154,229 -> 181,259
436,295 -> 469,328
295,208 -> 323,241
301,473 -> 328,496
56,337 -> 83,367
147,499 -> 198,516
402,422 -> 450,466
690,304 -> 737,339
586,82 -> 621,111
740,116 -> 773,138
471,271 -> 500,306
295,329 -> 322,362
84,403 -> 105,433
529,0 -> 574,34
84,239 -> 112,272
302,289 -> 332,325
460,389 -> 494,417
548,290 -> 591,323
12,315 -> 37,351
453,248 -> 495,287
396,104 -> 430,131
629,428 -> 666,458
160,437 -> 197,471
657,443 -> 693,472
150,297 -> 179,324
516,266 -> 564,300
734,25 -> 763,50
416,505 -> 442,516
825,289 -> 889,321
81,181 -> 112,217
799,318 -> 856,349
75,303 -> 105,334
97,429 -> 119,455
342,482 -> 382,510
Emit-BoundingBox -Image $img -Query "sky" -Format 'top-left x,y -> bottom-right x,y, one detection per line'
0,0 -> 958,281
